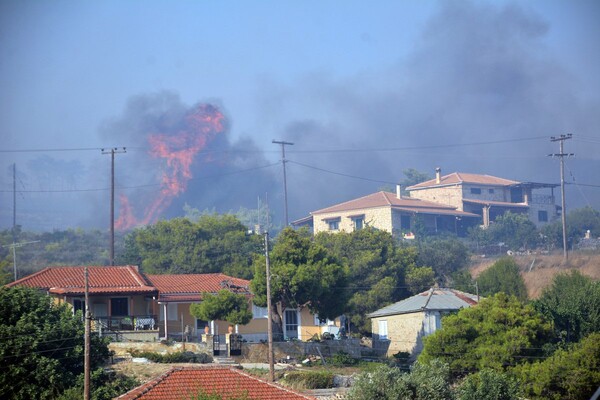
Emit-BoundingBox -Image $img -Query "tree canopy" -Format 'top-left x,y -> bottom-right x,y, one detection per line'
533,270 -> 600,343
419,293 -> 553,377
469,212 -> 539,251
251,228 -> 348,338
515,332 -> 600,400
190,289 -> 253,326
476,257 -> 528,301
541,206 -> 600,250
0,286 -> 112,399
348,360 -> 452,400
121,215 -> 263,278
417,237 -> 470,284
314,228 -> 431,334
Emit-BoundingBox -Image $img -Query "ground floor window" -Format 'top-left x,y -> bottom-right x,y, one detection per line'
378,320 -> 388,340
111,297 -> 128,316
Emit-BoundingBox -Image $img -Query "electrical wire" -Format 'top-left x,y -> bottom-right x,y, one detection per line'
288,160 -> 397,185
0,162 -> 280,193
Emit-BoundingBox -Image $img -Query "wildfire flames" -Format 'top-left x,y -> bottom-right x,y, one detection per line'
115,104 -> 225,230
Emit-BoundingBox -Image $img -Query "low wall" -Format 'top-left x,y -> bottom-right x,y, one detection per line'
109,341 -> 210,357
241,339 -> 364,363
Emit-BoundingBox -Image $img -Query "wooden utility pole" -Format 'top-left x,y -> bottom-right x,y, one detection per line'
548,134 -> 574,263
84,266 -> 91,400
101,147 -> 126,265
3,240 -> 40,281
272,140 -> 294,226
264,231 -> 275,382
12,163 -> 16,241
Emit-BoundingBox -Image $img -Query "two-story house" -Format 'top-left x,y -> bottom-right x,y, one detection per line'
406,168 -> 559,227
293,186 -> 480,237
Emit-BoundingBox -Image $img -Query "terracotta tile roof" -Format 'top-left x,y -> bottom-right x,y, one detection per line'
147,273 -> 250,302
407,172 -> 520,190
6,266 -> 156,295
311,191 -> 478,218
116,366 -> 316,400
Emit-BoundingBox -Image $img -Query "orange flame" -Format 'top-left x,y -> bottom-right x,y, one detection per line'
115,104 -> 225,230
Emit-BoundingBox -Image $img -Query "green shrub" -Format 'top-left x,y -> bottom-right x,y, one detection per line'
283,371 -> 334,389
129,350 -> 212,363
331,351 -> 358,366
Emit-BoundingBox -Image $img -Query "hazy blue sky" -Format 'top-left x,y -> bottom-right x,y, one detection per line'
1,0 -> 599,230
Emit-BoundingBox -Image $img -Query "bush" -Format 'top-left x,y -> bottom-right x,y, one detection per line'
129,350 -> 212,363
331,351 -> 358,366
456,369 -> 520,400
283,371 -> 334,389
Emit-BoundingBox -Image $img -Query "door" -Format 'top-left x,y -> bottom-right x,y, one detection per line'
284,309 -> 299,339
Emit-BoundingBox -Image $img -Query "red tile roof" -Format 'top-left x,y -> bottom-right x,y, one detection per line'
147,274 -> 250,302
407,172 -> 519,190
116,366 -> 316,400
312,191 -> 479,218
6,266 -> 156,295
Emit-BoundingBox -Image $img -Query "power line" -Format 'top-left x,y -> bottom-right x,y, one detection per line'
288,160 -> 397,185
0,162 -> 280,194
0,136 -> 547,155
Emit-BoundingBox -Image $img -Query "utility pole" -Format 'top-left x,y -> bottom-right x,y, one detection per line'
264,231 -> 275,382
12,163 -> 16,242
3,240 -> 40,281
84,266 -> 90,400
101,147 -> 126,265
272,140 -> 294,226
548,134 -> 574,263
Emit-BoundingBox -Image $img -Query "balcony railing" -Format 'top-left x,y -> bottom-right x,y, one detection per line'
531,194 -> 555,205
94,315 -> 158,331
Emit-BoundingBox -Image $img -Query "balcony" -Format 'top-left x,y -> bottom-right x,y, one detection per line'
531,194 -> 555,205
94,314 -> 158,331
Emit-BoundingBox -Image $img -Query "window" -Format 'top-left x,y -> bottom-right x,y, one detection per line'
538,210 -> 548,222
470,188 -> 481,195
110,297 -> 128,316
159,303 -> 179,321
378,320 -> 388,340
401,215 -> 411,230
488,189 -> 495,194
326,218 -> 340,231
73,299 -> 85,314
196,318 -> 208,330
352,217 -> 364,231
252,304 -> 268,319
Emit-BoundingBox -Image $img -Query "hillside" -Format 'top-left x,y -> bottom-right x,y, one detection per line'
469,251 -> 600,299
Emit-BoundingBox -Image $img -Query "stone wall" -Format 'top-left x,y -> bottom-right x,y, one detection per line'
241,339 -> 363,362
109,341 -> 211,357
371,312 -> 425,357
313,207 -> 392,234
409,185 -> 464,209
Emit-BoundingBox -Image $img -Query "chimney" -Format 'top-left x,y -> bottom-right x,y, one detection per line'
396,184 -> 402,199
435,167 -> 441,184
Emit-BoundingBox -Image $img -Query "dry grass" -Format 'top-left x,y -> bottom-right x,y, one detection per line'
468,251 -> 600,299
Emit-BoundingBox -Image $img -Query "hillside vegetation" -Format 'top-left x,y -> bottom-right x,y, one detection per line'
470,252 -> 600,299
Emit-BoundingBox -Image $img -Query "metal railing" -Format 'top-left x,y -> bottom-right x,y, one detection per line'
94,315 -> 158,331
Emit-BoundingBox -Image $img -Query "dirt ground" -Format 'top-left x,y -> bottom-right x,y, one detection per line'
469,251 -> 600,298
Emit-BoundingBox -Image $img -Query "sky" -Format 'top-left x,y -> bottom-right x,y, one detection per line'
0,0 -> 599,231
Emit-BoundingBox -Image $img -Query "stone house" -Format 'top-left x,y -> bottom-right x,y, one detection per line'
7,265 -> 326,343
293,186 -> 480,237
367,288 -> 478,357
407,168 -> 560,228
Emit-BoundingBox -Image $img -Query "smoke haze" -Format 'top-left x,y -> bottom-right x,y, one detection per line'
0,1 -> 598,231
